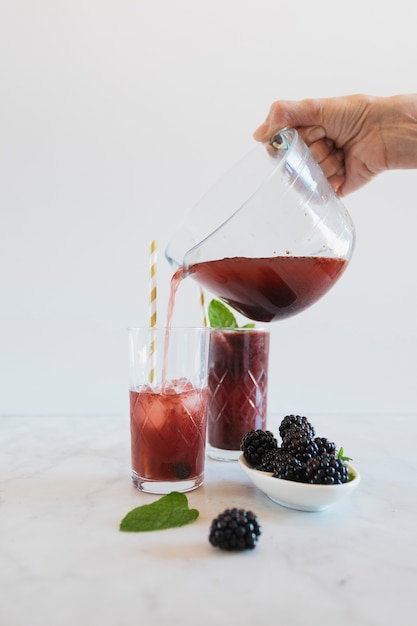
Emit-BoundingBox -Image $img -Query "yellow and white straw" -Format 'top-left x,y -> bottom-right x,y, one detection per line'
149,239 -> 157,383
199,286 -> 208,327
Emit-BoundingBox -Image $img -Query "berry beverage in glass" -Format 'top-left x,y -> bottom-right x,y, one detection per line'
207,328 -> 270,461
128,326 -> 210,493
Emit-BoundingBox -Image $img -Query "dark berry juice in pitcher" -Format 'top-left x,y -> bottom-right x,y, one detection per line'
188,256 -> 347,323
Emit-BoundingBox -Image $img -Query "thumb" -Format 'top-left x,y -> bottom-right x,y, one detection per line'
253,98 -> 325,142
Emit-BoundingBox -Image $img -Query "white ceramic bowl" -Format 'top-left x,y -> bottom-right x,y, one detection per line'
239,454 -> 360,512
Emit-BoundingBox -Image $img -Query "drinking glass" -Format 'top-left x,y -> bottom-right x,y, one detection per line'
128,327 -> 210,493
207,327 -> 270,461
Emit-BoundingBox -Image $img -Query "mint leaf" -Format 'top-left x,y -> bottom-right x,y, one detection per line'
208,299 -> 238,328
120,491 -> 199,532
337,447 -> 355,481
207,299 -> 255,329
337,447 -> 352,462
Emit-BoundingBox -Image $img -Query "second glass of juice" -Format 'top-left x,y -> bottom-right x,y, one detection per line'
128,326 -> 210,493
207,328 -> 270,461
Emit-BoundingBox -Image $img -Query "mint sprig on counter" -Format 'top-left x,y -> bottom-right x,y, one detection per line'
120,491 -> 199,532
208,299 -> 255,329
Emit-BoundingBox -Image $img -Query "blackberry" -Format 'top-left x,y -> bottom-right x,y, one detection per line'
306,453 -> 349,485
281,432 -> 319,460
272,449 -> 307,482
241,429 -> 278,467
279,414 -> 315,442
173,461 -> 191,479
253,447 -> 281,472
314,437 -> 337,456
209,508 -> 262,551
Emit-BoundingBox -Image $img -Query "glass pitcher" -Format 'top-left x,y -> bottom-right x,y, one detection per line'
165,128 -> 355,322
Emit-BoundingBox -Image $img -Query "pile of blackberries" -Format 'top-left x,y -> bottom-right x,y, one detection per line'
241,415 -> 351,485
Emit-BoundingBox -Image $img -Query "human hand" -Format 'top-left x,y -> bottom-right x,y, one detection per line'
253,94 -> 417,196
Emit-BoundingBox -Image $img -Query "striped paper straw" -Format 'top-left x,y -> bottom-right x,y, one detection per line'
149,239 -> 157,383
199,286 -> 208,327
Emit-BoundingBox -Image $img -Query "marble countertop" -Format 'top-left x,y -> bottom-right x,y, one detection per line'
1,413 -> 416,626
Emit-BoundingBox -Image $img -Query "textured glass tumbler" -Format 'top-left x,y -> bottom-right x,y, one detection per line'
207,328 -> 270,461
128,327 -> 210,493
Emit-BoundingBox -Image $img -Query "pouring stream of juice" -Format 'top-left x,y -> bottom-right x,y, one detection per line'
162,267 -> 185,387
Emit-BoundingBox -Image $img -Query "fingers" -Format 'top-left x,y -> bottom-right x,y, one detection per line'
253,100 -> 297,141
253,121 -> 270,142
253,105 -> 346,193
304,136 -> 334,163
253,98 -> 324,142
300,128 -> 345,184
312,141 -> 345,176
328,172 -> 346,196
298,125 -> 326,145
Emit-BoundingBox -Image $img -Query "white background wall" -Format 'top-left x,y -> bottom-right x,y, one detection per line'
1,0 -> 416,417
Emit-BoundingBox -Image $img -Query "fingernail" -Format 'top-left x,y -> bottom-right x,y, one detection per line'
306,126 -> 326,142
